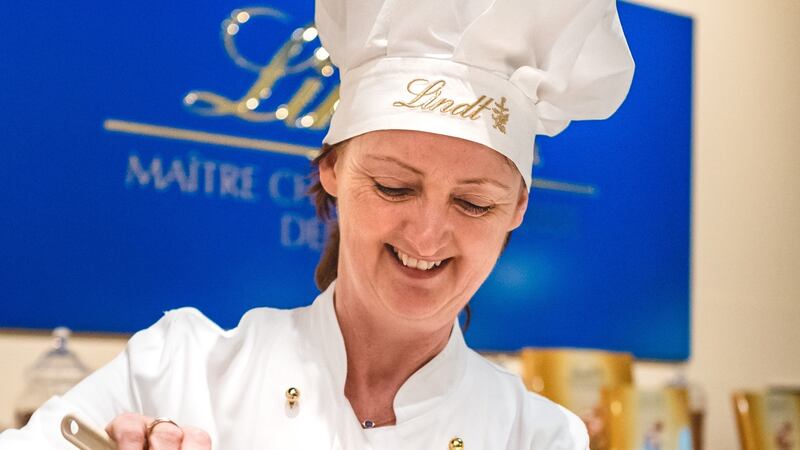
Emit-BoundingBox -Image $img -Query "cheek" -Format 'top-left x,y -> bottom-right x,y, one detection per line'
456,206 -> 512,239
338,188 -> 396,247
452,216 -> 509,270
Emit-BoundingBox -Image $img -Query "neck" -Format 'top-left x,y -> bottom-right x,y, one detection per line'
333,280 -> 453,426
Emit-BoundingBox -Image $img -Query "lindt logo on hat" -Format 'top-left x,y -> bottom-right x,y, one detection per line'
392,78 -> 510,134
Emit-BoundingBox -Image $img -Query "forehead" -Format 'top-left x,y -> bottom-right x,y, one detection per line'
346,130 -> 519,182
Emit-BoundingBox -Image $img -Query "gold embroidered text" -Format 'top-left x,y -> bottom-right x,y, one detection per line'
392,79 -> 497,121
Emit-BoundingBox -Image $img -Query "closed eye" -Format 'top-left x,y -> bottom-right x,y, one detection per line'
375,182 -> 412,199
375,182 -> 493,216
455,198 -> 493,216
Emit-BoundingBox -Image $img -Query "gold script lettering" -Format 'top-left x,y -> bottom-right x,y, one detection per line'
393,79 -> 445,109
183,9 -> 338,130
307,86 -> 339,130
393,79 -> 495,122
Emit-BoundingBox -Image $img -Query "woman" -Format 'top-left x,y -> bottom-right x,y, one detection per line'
0,0 -> 633,448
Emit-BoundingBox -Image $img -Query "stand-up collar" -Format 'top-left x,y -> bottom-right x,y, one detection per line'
308,280 -> 469,426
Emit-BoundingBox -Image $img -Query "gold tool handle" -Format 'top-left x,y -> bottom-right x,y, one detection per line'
61,414 -> 116,450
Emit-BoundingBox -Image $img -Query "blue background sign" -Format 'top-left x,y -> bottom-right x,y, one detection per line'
0,1 -> 692,360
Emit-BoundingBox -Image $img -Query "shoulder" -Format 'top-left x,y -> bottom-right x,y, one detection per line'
464,351 -> 589,449
133,305 -> 299,338
519,390 -> 589,449
125,305 -> 304,371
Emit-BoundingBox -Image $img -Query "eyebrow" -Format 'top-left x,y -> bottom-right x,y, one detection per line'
365,155 -> 512,190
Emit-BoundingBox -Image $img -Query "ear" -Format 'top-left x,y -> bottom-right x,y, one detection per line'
508,181 -> 529,231
318,147 -> 340,198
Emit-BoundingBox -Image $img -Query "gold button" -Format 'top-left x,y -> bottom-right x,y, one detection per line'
285,387 -> 300,408
449,437 -> 464,449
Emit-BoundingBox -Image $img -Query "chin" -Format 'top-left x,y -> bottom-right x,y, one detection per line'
378,280 -> 460,324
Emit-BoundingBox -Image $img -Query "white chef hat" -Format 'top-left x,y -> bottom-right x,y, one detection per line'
316,0 -> 635,189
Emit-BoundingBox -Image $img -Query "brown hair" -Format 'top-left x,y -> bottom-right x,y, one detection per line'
308,143 -> 340,292
307,142 -> 517,330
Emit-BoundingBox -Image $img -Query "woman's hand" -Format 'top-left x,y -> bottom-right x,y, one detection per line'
106,413 -> 211,450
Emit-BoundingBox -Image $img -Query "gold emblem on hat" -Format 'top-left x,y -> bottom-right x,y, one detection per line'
449,437 -> 464,449
491,97 -> 509,134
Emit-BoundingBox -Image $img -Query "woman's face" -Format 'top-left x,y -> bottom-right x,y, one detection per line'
319,130 -> 528,330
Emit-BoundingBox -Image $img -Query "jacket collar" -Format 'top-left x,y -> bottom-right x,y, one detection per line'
308,280 -> 469,426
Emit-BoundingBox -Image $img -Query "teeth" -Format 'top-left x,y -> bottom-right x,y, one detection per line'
392,246 -> 443,271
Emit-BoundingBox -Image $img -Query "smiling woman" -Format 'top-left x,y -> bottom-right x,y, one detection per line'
0,0 -> 634,448
317,130 -> 528,333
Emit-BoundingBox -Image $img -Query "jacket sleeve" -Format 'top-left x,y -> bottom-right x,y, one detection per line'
536,404 -> 590,450
522,391 -> 591,450
555,405 -> 590,450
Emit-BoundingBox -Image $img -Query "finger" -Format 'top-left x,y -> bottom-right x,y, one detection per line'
148,421 -> 184,450
106,412 -> 150,450
180,426 -> 212,450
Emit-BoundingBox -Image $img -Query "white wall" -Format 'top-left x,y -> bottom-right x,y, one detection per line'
630,0 -> 800,448
1,1 -> 798,448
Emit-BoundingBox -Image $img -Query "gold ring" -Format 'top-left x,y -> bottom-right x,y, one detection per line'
145,417 -> 181,447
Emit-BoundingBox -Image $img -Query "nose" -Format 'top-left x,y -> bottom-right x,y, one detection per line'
400,198 -> 451,257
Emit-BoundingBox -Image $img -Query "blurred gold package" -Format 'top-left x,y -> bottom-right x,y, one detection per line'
602,386 -> 693,450
733,391 -> 800,450
520,348 -> 633,449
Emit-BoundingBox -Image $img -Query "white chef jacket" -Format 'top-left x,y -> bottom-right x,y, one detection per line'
0,281 -> 588,449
